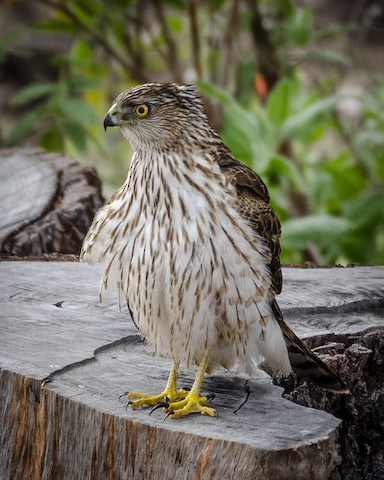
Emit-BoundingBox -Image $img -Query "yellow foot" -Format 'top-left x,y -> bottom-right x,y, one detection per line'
127,388 -> 188,410
164,391 -> 217,419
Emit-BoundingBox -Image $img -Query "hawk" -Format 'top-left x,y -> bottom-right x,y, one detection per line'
81,83 -> 348,419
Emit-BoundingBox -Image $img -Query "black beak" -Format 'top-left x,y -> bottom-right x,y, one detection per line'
103,112 -> 117,131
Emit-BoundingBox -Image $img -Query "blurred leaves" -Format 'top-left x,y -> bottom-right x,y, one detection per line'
6,76 -> 98,152
11,83 -> 57,106
198,76 -> 384,265
2,0 -> 384,265
282,215 -> 353,250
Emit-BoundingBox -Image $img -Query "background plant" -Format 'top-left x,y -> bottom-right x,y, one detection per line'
1,0 -> 383,265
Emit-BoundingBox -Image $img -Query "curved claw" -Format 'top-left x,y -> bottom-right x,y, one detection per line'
125,401 -> 133,411
164,412 -> 173,421
149,401 -> 170,416
41,377 -> 51,387
119,391 -> 129,402
206,393 -> 216,402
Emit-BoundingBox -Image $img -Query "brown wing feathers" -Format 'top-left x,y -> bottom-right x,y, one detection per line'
217,154 -> 282,294
217,154 -> 348,393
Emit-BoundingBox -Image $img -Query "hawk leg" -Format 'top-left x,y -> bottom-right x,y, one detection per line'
163,352 -> 217,419
127,361 -> 188,409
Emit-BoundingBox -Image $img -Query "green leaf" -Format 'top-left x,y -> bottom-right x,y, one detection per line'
68,75 -> 102,93
199,80 -> 282,171
59,99 -> 98,125
281,215 -> 352,249
70,39 -> 93,63
40,129 -> 63,152
321,153 -> 366,205
11,83 -> 56,107
289,7 -> 313,46
343,185 -> 384,229
196,80 -> 232,104
70,3 -> 93,25
235,61 -> 257,104
63,121 -> 88,153
281,96 -> 338,140
307,50 -> 350,67
268,155 -> 304,191
168,15 -> 183,34
198,81 -> 265,141
31,19 -> 77,34
267,78 -> 291,125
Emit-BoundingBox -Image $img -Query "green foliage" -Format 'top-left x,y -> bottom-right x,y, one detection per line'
265,0 -> 350,68
198,76 -> 384,265
6,73 -> 98,153
3,0 -> 383,265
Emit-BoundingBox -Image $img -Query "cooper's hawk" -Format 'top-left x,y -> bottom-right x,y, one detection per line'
81,83 -> 348,419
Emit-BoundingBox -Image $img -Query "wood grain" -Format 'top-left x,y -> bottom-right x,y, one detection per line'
0,148 -> 103,256
1,262 -> 383,479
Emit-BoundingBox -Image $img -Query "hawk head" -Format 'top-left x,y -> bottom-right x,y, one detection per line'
103,82 -> 208,150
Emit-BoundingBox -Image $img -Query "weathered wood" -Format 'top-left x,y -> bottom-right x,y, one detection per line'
0,148 -> 103,256
0,262 -> 383,480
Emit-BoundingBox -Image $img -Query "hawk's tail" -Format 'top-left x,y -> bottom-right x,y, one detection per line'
272,301 -> 349,394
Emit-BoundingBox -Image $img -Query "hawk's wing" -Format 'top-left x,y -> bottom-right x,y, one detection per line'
217,152 -> 282,295
216,151 -> 349,393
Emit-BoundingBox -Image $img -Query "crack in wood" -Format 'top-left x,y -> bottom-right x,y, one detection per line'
0,158 -> 61,245
0,148 -> 103,255
1,263 -> 383,479
285,300 -> 384,317
41,335 -> 141,389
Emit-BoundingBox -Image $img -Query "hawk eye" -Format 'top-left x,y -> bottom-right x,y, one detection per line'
133,104 -> 150,118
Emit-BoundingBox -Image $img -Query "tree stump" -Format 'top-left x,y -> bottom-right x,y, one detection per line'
0,148 -> 103,256
1,262 -> 383,479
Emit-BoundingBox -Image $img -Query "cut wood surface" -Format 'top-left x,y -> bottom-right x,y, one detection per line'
0,148 -> 103,256
1,262 -> 383,480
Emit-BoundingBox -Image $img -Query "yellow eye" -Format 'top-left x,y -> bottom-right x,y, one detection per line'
133,104 -> 150,118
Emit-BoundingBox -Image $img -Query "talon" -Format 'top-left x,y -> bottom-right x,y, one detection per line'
125,356 -> 217,419
149,401 -> 169,416
41,377 -> 51,387
126,401 -> 133,411
119,391 -> 129,401
162,391 -> 217,419
123,388 -> 188,411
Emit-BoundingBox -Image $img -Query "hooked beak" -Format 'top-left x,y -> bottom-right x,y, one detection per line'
103,103 -> 119,131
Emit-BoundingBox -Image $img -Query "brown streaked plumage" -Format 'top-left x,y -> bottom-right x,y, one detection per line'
81,82 -> 348,419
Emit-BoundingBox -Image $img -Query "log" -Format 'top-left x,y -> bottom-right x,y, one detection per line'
0,262 -> 383,479
0,148 -> 103,256
276,268 -> 384,480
